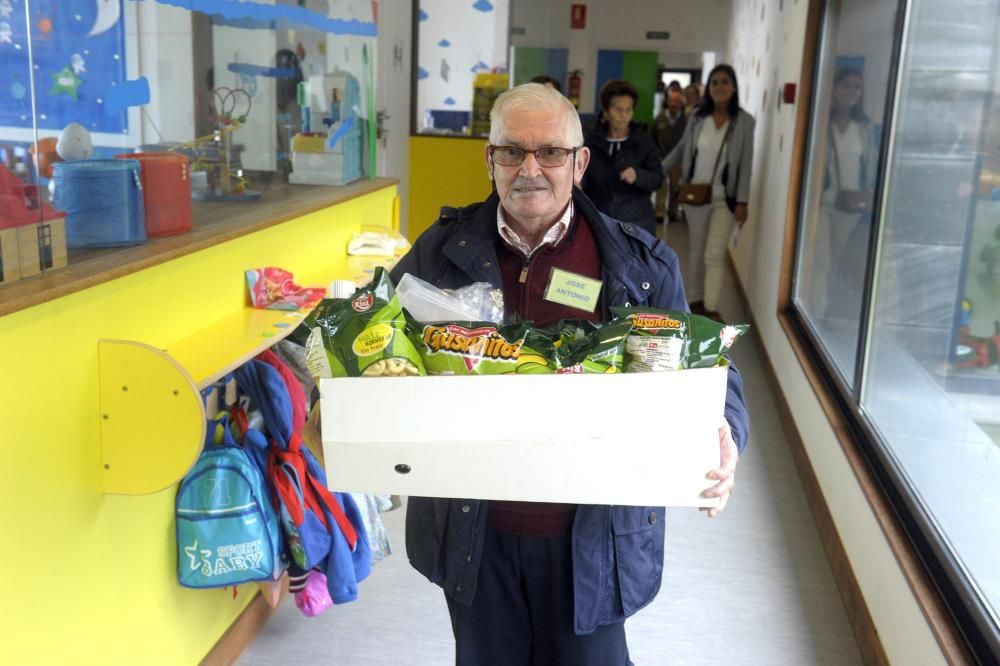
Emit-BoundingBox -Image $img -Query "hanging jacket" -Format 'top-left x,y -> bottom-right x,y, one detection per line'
389,188 -> 749,635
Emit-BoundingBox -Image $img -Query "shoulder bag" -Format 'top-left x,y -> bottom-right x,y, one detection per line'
678,120 -> 733,206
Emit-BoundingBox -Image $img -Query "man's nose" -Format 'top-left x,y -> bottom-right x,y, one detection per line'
519,152 -> 543,177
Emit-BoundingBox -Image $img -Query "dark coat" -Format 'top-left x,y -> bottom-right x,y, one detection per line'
389,189 -> 750,635
581,123 -> 664,234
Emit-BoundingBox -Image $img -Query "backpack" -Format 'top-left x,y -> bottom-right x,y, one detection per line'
235,356 -> 364,572
176,416 -> 286,588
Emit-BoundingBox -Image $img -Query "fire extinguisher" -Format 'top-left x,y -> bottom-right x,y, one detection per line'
567,70 -> 582,109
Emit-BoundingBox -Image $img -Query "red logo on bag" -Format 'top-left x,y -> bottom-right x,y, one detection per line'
352,293 -> 375,312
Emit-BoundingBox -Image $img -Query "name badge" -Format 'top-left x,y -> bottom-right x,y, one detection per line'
543,268 -> 602,313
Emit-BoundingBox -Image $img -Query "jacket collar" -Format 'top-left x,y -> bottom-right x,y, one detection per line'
441,190 -> 656,315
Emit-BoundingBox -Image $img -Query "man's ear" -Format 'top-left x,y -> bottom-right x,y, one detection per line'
483,143 -> 493,179
574,146 -> 591,185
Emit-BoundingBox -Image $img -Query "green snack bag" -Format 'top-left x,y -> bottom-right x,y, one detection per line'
611,307 -> 688,372
408,320 -> 557,375
557,320 -> 632,374
293,267 -> 425,378
683,316 -> 750,369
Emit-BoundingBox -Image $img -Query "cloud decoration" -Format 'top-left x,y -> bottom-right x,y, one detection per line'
438,39 -> 451,47
473,0 -> 494,12
417,67 -> 429,80
419,9 -> 428,21
443,97 -> 456,106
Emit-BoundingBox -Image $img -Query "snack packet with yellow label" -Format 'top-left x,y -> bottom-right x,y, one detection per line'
408,320 -> 557,375
291,267 -> 425,378
611,306 -> 749,371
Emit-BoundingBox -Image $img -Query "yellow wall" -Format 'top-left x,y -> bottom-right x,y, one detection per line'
407,136 -> 493,241
0,186 -> 396,664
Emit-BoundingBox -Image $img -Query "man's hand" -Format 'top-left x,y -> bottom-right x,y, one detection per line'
620,167 -> 637,184
701,419 -> 739,518
734,204 -> 748,225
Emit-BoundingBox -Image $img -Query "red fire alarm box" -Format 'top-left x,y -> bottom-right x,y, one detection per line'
783,83 -> 797,104
571,4 -> 587,29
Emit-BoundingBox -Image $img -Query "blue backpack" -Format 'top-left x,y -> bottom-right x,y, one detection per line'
176,417 -> 286,588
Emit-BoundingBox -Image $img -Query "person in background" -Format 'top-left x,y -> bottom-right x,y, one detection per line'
683,83 -> 701,117
814,67 -> 878,320
529,74 -> 563,94
652,89 -> 689,224
581,80 -> 663,235
667,79 -> 683,94
663,64 -> 755,322
391,82 -> 748,666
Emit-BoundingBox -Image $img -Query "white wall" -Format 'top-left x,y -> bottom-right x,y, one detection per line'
416,0 -> 510,122
726,0 -> 945,663
510,0 -> 730,110
376,0 -> 414,233
136,1 -> 196,145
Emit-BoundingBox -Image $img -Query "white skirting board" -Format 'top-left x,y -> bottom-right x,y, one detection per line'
320,368 -> 728,507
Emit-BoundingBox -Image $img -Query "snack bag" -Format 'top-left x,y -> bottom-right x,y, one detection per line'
611,307 -> 687,372
556,320 -> 632,374
408,320 -> 557,375
683,316 -> 750,369
292,267 -> 425,379
612,306 -> 749,371
549,319 -> 601,353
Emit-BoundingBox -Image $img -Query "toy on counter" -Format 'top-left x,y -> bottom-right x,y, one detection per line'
0,163 -> 68,284
56,122 -> 94,161
288,71 -> 363,187
114,151 -> 193,237
53,158 -> 146,248
246,267 -> 326,311
171,87 -> 260,202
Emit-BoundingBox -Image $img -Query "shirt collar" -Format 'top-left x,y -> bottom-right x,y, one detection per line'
496,200 -> 574,258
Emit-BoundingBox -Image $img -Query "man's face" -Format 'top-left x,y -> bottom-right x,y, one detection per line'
667,92 -> 684,114
603,94 -> 635,135
486,106 -> 590,233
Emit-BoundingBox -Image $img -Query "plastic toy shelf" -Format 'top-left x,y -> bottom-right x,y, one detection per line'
98,307 -> 306,496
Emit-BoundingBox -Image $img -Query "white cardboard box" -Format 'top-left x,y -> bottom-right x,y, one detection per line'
320,366 -> 728,507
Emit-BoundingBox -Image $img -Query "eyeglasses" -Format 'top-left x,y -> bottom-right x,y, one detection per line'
489,145 -> 579,168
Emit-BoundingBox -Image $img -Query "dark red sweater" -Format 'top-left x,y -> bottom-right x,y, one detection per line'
488,212 -> 603,536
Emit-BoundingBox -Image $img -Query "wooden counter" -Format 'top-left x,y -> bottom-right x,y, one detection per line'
0,177 -> 398,317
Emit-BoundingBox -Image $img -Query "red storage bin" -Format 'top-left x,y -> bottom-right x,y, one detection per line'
114,152 -> 192,237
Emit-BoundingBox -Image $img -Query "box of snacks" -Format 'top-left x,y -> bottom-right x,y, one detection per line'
300,268 -> 747,507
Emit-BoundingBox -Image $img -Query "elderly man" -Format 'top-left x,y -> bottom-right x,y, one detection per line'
653,89 -> 689,224
390,83 -> 748,666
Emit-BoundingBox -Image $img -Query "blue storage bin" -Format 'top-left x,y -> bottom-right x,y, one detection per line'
54,159 -> 146,248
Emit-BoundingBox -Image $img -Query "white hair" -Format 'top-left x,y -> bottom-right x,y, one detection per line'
489,83 -> 584,147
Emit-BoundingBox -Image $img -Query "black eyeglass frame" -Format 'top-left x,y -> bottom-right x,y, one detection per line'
488,145 -> 581,168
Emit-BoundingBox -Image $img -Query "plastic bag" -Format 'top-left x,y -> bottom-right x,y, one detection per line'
396,274 -> 504,324
295,570 -> 334,617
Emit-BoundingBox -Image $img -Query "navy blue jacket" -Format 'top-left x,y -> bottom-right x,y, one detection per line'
390,189 -> 749,634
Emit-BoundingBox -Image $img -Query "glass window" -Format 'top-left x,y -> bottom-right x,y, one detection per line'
794,0 -> 1000,652
862,0 -> 1000,636
792,0 -> 899,388
0,1 -> 377,288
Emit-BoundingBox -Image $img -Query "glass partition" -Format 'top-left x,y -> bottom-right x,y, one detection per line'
792,0 -> 1000,654
0,0 -> 378,290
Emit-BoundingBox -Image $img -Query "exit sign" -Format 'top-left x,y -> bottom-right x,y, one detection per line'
646,31 -> 671,40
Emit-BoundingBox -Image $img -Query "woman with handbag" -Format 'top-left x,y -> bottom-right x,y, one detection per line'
662,65 -> 755,322
815,67 -> 879,321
